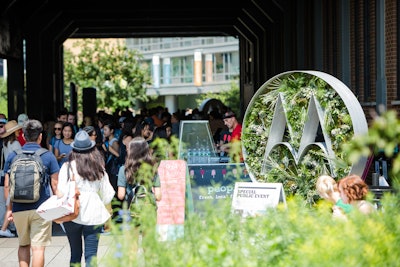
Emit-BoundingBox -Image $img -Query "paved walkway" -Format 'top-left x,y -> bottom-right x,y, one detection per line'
0,223 -> 115,267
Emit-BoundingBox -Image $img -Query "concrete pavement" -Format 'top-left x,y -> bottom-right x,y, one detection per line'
0,223 -> 115,267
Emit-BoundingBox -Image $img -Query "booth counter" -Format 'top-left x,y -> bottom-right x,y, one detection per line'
177,120 -> 250,213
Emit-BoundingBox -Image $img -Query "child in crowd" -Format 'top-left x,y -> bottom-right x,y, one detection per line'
338,174 -> 376,215
316,175 -> 353,218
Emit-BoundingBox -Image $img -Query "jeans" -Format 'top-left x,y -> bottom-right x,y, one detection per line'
0,186 -> 5,227
62,221 -> 103,267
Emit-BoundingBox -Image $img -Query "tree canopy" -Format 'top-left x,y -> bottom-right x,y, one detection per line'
64,39 -> 152,112
195,80 -> 240,115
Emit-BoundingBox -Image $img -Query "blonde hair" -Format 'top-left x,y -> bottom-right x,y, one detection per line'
316,175 -> 338,199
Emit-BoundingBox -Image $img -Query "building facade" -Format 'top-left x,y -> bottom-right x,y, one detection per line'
126,37 -> 239,113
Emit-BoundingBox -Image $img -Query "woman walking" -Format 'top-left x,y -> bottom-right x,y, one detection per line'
117,137 -> 161,225
117,137 -> 161,260
56,131 -> 115,267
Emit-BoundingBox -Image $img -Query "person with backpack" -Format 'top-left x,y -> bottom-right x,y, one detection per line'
57,130 -> 115,267
117,137 -> 161,230
3,119 -> 60,267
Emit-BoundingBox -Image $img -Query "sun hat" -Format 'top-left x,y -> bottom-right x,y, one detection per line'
70,131 -> 96,151
1,120 -> 23,138
222,111 -> 236,119
17,113 -> 29,126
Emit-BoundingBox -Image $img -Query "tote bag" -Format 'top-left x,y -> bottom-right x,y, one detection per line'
36,164 -> 80,222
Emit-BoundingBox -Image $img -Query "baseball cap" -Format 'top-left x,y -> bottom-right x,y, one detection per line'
222,111 -> 236,119
17,113 -> 29,125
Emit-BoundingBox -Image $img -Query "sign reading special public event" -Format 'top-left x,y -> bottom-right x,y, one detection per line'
231,182 -> 286,217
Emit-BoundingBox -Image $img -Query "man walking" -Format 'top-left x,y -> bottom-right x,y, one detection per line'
3,119 -> 59,267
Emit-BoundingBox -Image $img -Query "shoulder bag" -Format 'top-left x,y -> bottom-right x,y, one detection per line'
36,163 -> 80,223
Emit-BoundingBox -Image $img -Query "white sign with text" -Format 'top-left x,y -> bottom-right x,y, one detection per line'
231,182 -> 286,217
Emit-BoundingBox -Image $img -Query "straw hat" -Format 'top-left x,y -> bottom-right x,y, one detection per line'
1,120 -> 22,138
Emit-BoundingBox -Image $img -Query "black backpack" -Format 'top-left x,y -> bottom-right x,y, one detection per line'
8,148 -> 49,203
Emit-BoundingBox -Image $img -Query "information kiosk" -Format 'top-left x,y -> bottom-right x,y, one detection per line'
178,120 -> 251,214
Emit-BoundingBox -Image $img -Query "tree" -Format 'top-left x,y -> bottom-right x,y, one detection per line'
195,80 -> 240,115
64,39 -> 152,113
0,77 -> 7,116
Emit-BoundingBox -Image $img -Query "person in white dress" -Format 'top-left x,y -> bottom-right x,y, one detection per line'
56,131 -> 115,267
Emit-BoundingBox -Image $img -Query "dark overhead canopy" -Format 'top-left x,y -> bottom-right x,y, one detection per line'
0,0 -> 287,120
1,0 -> 273,40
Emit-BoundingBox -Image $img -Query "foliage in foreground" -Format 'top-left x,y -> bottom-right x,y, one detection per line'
102,194 -> 400,267
101,110 -> 400,266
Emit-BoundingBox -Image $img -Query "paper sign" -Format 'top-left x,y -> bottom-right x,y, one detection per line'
156,160 -> 187,240
231,182 -> 286,217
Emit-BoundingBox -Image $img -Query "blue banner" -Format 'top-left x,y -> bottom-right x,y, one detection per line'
186,163 -> 251,214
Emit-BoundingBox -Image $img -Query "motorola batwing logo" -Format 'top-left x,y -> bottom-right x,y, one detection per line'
243,71 -> 368,195
262,93 -> 335,174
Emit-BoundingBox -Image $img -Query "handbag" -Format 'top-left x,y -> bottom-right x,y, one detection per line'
36,164 -> 80,223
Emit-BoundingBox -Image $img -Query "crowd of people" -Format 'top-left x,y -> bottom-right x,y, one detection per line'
0,104 -> 243,266
0,104 -> 380,266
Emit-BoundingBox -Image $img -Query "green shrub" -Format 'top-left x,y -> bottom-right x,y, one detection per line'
103,194 -> 400,266
102,110 -> 400,266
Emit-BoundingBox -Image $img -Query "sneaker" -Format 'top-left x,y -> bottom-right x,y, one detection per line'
0,229 -> 15,237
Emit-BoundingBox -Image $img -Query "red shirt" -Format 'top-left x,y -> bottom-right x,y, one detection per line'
17,129 -> 26,146
231,123 -> 242,141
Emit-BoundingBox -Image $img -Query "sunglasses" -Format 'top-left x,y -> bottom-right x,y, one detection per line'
54,127 -> 62,130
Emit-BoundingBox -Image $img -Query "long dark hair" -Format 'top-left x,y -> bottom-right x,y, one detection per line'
68,147 -> 105,181
124,137 -> 156,185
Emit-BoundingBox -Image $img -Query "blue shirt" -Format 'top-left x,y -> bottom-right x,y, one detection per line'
4,143 -> 60,212
56,140 -> 73,167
